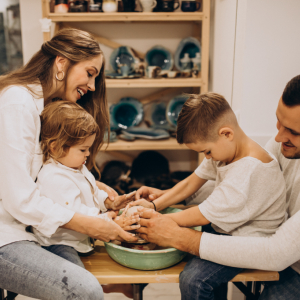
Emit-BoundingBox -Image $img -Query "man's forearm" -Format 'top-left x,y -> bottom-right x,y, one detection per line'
171,227 -> 202,256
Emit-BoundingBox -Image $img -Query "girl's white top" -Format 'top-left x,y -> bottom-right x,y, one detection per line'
33,159 -> 109,252
199,137 -> 300,274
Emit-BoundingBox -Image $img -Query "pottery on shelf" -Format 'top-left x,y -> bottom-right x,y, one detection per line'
166,95 -> 189,127
174,37 -> 201,71
121,127 -> 170,140
179,52 -> 192,71
145,45 -> 174,71
191,52 -> 201,71
110,97 -> 144,130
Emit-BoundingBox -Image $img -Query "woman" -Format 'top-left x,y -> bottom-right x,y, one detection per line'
0,28 -> 135,300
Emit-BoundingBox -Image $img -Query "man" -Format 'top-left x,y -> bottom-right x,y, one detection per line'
136,75 -> 300,299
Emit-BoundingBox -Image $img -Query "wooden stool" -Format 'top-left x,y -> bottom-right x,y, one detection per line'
81,244 -> 279,300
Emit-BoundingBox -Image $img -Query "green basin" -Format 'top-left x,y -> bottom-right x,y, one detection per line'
104,207 -> 201,270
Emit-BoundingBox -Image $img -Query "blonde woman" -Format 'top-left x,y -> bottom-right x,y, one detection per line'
0,28 -> 136,300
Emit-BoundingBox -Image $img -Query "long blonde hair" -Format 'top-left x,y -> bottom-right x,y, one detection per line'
0,28 -> 109,171
41,101 -> 100,174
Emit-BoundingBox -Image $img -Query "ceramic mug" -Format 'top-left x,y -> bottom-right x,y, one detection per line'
160,0 -> 179,12
102,0 -> 118,12
181,0 -> 201,12
146,66 -> 161,78
140,0 -> 157,12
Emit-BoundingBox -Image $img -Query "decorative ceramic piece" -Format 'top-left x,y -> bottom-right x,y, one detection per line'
102,0 -> 118,12
146,66 -> 161,78
181,0 -> 201,12
140,0 -> 157,12
191,52 -> 201,71
145,45 -> 174,71
104,207 -> 202,270
109,46 -> 139,74
110,97 -> 144,129
121,128 -> 170,140
166,95 -> 189,126
180,52 -> 192,71
174,37 -> 201,71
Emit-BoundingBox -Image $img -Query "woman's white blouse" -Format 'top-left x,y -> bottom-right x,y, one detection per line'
0,85 -> 74,247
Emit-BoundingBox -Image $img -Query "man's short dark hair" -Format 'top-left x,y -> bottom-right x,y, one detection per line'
282,75 -> 300,107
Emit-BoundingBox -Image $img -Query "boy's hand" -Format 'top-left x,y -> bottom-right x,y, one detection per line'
128,199 -> 155,210
105,191 -> 136,210
113,213 -> 140,231
96,181 -> 118,200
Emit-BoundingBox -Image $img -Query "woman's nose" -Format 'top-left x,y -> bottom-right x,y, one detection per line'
88,80 -> 95,92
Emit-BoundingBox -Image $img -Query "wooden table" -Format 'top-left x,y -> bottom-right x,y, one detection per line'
81,244 -> 279,300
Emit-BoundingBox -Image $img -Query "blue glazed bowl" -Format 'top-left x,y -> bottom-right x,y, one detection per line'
109,46 -> 137,74
166,95 -> 189,126
145,45 -> 174,70
110,97 -> 144,129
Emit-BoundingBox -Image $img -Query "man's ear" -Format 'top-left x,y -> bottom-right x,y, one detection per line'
218,127 -> 234,141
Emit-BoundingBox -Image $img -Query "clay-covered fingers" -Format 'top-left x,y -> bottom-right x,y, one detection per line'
123,215 -> 141,231
116,229 -> 138,242
125,190 -> 136,200
128,199 -> 154,209
139,208 -> 158,219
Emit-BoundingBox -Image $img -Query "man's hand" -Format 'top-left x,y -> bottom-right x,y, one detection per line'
105,191 -> 136,210
135,186 -> 165,201
96,181 -> 118,200
136,209 -> 202,255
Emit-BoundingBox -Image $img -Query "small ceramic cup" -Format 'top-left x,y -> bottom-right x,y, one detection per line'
140,0 -> 157,12
160,0 -> 179,12
119,64 -> 130,77
102,0 -> 118,12
146,66 -> 161,78
181,0 -> 201,12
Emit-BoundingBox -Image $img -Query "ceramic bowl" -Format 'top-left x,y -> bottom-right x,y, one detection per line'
145,45 -> 174,70
174,37 -> 201,71
109,46 -> 139,74
104,207 -> 201,270
110,97 -> 144,129
121,127 -> 170,140
150,102 -> 168,127
166,95 -> 189,126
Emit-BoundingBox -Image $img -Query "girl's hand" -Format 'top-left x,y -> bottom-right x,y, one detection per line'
113,213 -> 140,231
128,199 -> 155,210
96,181 -> 118,200
105,191 -> 136,210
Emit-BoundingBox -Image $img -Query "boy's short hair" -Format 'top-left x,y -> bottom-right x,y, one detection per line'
40,101 -> 100,167
176,93 -> 236,144
282,75 -> 300,107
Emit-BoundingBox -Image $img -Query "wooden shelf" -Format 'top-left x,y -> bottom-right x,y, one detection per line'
101,137 -> 188,151
106,77 -> 202,88
48,12 -> 204,22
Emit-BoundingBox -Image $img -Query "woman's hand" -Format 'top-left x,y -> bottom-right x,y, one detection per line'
96,181 -> 118,200
135,186 -> 165,201
113,213 -> 140,231
128,199 -> 155,210
104,191 -> 136,210
62,213 -> 138,242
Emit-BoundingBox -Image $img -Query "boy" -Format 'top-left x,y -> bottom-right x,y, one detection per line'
132,93 -> 287,300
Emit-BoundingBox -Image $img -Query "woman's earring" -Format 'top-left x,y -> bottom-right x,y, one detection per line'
55,70 -> 65,81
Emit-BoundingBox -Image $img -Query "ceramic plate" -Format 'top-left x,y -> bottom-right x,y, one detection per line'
109,46 -> 137,74
110,97 -> 144,129
105,71 -> 142,79
174,37 -> 201,71
150,102 -> 168,127
166,95 -> 189,126
121,128 -> 170,140
145,45 -> 174,70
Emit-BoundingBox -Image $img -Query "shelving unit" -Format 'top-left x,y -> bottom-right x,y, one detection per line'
41,0 -> 210,166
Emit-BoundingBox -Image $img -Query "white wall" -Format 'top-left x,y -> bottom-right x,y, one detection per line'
212,0 -> 300,146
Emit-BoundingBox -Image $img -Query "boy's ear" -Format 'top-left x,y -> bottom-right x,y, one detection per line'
218,127 -> 234,140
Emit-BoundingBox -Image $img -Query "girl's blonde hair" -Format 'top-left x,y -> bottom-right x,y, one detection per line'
0,28 -> 109,169
41,101 -> 100,175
